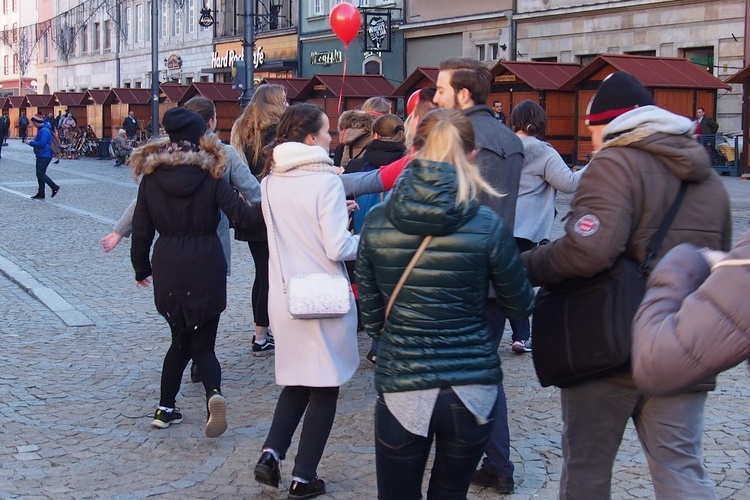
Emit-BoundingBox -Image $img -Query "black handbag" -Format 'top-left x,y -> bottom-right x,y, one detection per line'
531,183 -> 687,388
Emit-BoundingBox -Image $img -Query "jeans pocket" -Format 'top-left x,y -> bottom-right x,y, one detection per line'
375,398 -> 419,451
450,403 -> 494,446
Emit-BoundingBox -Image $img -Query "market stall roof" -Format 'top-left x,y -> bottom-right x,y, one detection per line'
0,97 -> 8,110
160,84 -> 190,103
84,89 -> 115,105
111,88 -> 153,104
561,54 -> 732,90
298,74 -> 395,99
25,94 -> 54,107
491,61 -> 581,90
182,82 -> 242,103
726,64 -> 750,83
7,96 -> 25,108
391,67 -> 439,97
260,78 -> 310,100
54,92 -> 86,106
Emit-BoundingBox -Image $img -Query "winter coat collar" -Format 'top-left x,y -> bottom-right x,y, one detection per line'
386,159 -> 479,236
271,142 -> 339,174
596,106 -> 711,183
129,134 -> 227,180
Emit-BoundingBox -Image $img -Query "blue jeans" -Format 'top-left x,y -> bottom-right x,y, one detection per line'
560,377 -> 713,499
480,299 -> 514,477
375,388 -> 494,500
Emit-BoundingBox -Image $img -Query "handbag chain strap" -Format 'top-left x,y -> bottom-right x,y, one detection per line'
383,236 -> 433,328
263,177 -> 291,293
641,182 -> 687,272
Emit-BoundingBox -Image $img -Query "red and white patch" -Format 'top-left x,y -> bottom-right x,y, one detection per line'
574,214 -> 600,237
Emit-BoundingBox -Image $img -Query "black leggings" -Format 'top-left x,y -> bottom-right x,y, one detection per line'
159,316 -> 221,408
263,386 -> 340,480
248,240 -> 270,328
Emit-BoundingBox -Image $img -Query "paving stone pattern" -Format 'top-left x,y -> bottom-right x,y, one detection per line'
0,141 -> 748,499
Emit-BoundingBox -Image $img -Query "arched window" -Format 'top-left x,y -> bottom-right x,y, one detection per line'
363,56 -> 381,75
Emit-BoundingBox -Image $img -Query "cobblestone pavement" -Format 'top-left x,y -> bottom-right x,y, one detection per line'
0,140 -> 748,499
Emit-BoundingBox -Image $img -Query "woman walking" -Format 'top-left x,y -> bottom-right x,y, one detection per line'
356,109 -> 535,499
130,107 -> 262,437
253,103 -> 360,499
230,84 -> 287,355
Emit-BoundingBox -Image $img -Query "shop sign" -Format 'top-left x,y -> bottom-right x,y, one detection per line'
311,50 -> 343,66
167,54 -> 182,70
494,74 -> 516,83
361,8 -> 393,52
212,47 -> 264,69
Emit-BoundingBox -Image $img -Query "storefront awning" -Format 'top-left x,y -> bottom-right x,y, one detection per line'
54,92 -> 87,106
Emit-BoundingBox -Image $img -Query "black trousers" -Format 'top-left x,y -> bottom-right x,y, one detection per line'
263,386 -> 340,480
247,240 -> 270,328
159,315 -> 222,408
35,157 -> 58,196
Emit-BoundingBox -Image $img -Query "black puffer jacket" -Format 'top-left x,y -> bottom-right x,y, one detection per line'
131,139 -> 263,329
356,159 -> 535,393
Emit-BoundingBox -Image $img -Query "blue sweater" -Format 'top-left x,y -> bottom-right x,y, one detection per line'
29,123 -> 53,158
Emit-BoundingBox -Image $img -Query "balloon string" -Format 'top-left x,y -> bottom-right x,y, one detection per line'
338,46 -> 348,115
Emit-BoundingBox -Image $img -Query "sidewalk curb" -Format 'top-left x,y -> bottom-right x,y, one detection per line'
0,254 -> 94,327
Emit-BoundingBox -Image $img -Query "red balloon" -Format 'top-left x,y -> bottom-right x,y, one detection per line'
330,3 -> 361,47
406,89 -> 422,116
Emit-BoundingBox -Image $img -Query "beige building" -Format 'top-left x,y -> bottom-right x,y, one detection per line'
514,0 -> 745,131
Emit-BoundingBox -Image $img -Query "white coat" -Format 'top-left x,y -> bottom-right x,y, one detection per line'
262,142 -> 360,387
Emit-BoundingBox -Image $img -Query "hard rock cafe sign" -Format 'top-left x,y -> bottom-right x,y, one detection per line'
212,47 -> 265,69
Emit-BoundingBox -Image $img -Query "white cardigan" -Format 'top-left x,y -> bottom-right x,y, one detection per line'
263,142 -> 361,387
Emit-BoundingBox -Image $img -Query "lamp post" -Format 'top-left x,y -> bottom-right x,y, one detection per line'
150,0 -> 160,139
240,0 -> 254,109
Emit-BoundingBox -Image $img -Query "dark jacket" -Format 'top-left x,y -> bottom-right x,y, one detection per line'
235,125 -> 276,242
464,105 -> 524,228
335,109 -> 376,166
130,138 -> 263,329
29,122 -> 53,158
522,106 -> 731,388
123,116 -> 138,137
356,159 -> 535,393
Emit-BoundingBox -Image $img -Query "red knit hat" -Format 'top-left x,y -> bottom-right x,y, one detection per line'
31,113 -> 45,125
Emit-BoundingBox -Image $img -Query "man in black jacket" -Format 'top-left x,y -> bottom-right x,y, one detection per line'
433,57 -> 525,495
123,111 -> 138,140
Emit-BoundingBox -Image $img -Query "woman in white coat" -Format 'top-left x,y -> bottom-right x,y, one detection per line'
254,103 -> 360,500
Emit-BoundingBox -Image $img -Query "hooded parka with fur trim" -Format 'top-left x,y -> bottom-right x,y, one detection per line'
130,137 -> 263,329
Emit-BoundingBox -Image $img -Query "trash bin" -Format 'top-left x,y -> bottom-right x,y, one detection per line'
98,138 -> 112,159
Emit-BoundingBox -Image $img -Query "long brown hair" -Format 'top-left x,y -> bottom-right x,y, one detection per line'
261,103 -> 326,177
230,83 -> 286,169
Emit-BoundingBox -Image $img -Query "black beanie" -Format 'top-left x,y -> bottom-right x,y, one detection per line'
162,107 -> 206,146
586,72 -> 655,126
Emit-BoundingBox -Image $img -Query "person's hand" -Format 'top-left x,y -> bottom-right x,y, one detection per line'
136,278 -> 151,288
100,232 -> 123,253
346,200 -> 359,213
699,248 -> 727,268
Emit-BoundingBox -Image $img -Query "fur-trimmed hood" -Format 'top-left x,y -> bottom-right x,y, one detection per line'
130,134 -> 227,197
338,109 -> 375,145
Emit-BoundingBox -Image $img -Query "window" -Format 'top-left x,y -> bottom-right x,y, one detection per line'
135,81 -> 142,88
477,45 -> 485,61
2,0 -> 6,14
186,76 -> 193,85
578,54 -> 598,66
683,46 -> 714,73
11,0 -> 15,11
187,0 -> 195,33
124,82 -> 131,88
173,6 -> 182,36
363,57 -> 381,75
488,43 -> 499,61
146,2 -> 152,41
80,24 -> 88,53
136,4 -> 143,42
161,0 -> 168,38
12,54 -> 17,73
93,22 -> 100,51
312,0 -> 323,16
625,50 -> 656,57
3,55 -> 8,75
104,20 -> 111,50
42,33 -> 49,61
12,23 -> 16,43
533,56 -> 558,62
125,7 -> 132,43
358,0 -> 368,6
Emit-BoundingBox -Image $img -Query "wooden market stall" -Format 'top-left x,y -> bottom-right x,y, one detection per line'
180,83 -> 242,142
726,66 -> 750,174
110,88 -> 153,141
6,95 -> 26,138
489,61 -> 581,163
53,92 -> 88,128
84,89 -> 115,139
259,77 -> 310,104
560,54 -> 732,165
296,74 -> 396,149
391,67 -> 439,112
25,94 -> 54,124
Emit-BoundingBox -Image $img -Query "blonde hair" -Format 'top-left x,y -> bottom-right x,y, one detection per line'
362,96 -> 392,114
412,109 -> 501,207
372,114 -> 405,144
230,84 -> 287,168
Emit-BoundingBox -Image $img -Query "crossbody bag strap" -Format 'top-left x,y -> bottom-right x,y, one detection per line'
383,236 -> 432,328
262,178 -> 288,292
641,182 -> 687,272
